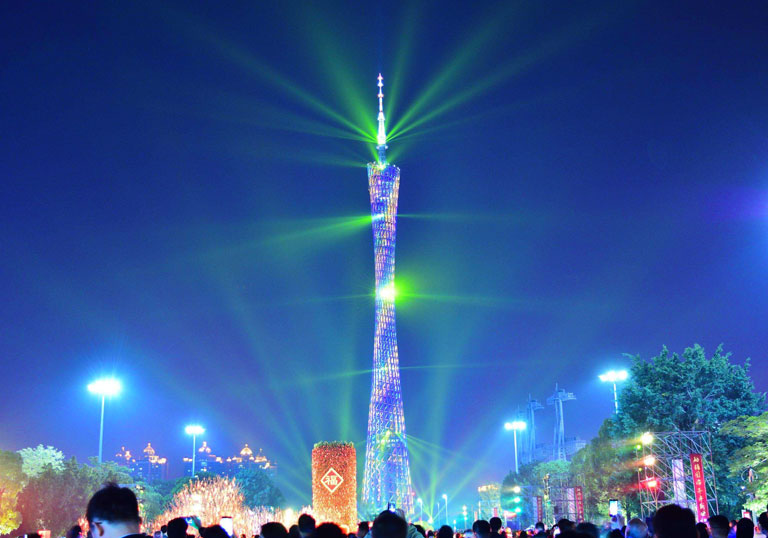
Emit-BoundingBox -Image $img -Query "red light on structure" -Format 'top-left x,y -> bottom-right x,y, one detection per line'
643,478 -> 659,489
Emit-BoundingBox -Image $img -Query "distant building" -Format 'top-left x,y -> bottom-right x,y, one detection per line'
114,443 -> 168,483
226,444 -> 277,476
183,441 -> 225,476
183,442 -> 277,477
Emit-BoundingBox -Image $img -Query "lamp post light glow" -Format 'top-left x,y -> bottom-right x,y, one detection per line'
598,369 -> 628,414
641,432 -> 654,445
87,377 -> 122,463
417,498 -> 423,522
504,420 -> 527,474
185,424 -> 205,476
442,494 -> 448,527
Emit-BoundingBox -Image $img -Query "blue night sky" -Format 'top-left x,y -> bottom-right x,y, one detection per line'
2,0 -> 767,510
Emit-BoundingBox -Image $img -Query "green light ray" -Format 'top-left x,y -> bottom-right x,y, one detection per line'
159,6 -> 371,141
391,15 -> 606,142
192,215 -> 372,264
386,2 -> 423,120
297,5 -> 376,137
388,3 -> 520,138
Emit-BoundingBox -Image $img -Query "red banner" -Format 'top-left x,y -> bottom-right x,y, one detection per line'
690,453 -> 709,521
536,496 -> 543,523
574,486 -> 585,522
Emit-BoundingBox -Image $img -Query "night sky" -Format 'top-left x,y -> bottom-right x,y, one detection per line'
2,0 -> 768,511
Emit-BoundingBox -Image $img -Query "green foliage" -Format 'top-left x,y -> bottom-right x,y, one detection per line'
501,460 -> 572,526
613,344 -> 764,516
235,468 -> 284,508
134,482 -> 165,525
0,450 -> 26,534
17,457 -> 133,536
17,445 -> 64,478
721,411 -> 768,514
570,420 -> 639,521
313,441 -> 354,449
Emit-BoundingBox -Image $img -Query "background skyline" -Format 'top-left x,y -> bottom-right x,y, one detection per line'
2,0 -> 768,510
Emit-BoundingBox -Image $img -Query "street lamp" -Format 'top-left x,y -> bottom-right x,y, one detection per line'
462,505 -> 468,530
417,498 -> 423,522
87,377 -> 122,463
504,420 -> 527,474
599,370 -> 628,414
185,424 -> 205,476
442,494 -> 448,527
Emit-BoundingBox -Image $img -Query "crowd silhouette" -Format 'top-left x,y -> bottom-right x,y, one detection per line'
74,483 -> 768,538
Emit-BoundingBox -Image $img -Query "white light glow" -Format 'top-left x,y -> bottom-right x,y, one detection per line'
504,420 -> 527,431
599,370 -> 629,383
87,378 -> 122,397
185,424 -> 205,436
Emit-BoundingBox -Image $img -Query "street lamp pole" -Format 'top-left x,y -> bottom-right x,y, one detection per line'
87,378 -> 122,464
599,370 -> 628,414
442,494 -> 448,527
504,421 -> 527,475
417,498 -> 423,522
98,394 -> 105,463
185,425 -> 205,476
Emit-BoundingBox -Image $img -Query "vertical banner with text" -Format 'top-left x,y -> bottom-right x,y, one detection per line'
574,486 -> 585,522
689,453 -> 710,522
536,496 -> 543,523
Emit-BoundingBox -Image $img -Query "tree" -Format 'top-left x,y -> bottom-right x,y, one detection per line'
134,482 -> 165,525
720,411 -> 768,515
0,450 -> 25,534
570,420 -> 639,521
614,344 -> 765,515
17,457 -> 132,536
502,460 -> 571,527
17,445 -> 64,478
235,468 -> 284,508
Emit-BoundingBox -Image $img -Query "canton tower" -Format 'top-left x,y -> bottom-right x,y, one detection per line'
362,74 -> 413,514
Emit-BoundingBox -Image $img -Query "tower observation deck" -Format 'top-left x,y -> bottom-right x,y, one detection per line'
361,74 -> 413,514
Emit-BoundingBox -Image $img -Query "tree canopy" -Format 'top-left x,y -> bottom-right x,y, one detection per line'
235,468 -> 284,508
720,411 -> 768,515
0,450 -> 25,534
569,344 -> 766,518
17,445 -> 64,478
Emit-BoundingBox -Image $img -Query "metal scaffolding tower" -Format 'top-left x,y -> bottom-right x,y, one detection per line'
547,384 -> 576,461
524,395 -> 544,464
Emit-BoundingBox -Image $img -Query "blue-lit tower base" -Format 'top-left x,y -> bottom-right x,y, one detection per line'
361,74 -> 413,515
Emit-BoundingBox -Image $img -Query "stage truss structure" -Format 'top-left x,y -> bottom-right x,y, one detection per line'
638,430 -> 718,518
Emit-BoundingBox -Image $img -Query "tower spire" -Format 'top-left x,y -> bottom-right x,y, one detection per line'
376,73 -> 387,163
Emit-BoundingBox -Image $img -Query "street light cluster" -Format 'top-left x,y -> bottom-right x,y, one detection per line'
87,377 -> 206,475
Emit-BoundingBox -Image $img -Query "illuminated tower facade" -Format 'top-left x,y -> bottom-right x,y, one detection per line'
362,74 -> 413,514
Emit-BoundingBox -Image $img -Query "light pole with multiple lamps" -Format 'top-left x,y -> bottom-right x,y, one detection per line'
417,498 -> 423,522
504,420 -> 527,474
599,369 -> 628,413
185,424 -> 205,476
87,377 -> 122,463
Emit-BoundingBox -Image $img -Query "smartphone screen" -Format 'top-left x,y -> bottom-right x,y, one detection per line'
609,499 -> 619,516
220,517 -> 234,537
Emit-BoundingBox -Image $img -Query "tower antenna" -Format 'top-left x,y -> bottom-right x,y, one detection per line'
377,73 -> 387,164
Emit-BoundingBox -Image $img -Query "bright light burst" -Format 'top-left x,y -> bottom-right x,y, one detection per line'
87,378 -> 122,397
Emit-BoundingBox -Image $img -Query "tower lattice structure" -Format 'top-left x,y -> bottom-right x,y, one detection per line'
362,74 -> 413,514
547,384 -> 576,461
